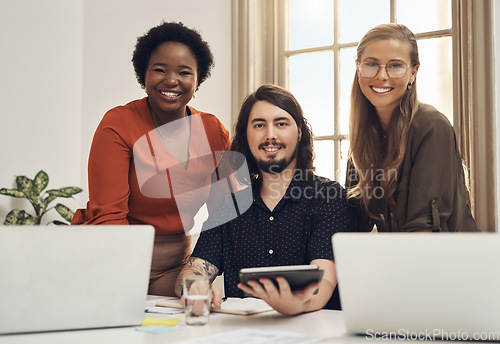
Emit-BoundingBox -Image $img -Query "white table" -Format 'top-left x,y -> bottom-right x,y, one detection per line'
1,308 -> 351,344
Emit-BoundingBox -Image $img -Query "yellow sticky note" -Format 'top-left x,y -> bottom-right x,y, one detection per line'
141,317 -> 180,327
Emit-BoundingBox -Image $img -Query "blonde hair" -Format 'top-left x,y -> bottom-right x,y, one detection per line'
347,24 -> 420,210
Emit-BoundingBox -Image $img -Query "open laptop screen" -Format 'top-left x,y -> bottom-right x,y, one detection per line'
0,225 -> 154,334
333,233 -> 500,341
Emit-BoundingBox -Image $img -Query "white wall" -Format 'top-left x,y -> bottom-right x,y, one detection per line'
0,0 -> 232,224
0,0 -> 84,223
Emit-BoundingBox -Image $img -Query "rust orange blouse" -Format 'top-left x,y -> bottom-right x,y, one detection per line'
72,97 -> 231,235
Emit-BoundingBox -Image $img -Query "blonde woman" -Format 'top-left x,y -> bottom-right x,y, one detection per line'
346,23 -> 478,232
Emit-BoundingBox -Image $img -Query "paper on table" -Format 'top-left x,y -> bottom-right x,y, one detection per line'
141,317 -> 179,327
214,297 -> 274,315
146,297 -> 184,315
146,306 -> 183,315
171,328 -> 333,343
156,297 -> 274,316
135,325 -> 180,334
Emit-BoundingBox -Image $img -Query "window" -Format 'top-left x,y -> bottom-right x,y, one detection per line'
285,0 -> 452,185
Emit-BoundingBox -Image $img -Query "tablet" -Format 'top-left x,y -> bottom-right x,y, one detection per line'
239,265 -> 324,291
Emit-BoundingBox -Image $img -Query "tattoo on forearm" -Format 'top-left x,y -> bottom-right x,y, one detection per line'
202,260 -> 217,280
174,257 -> 220,297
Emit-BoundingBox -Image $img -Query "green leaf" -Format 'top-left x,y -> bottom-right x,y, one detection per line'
59,187 -> 83,196
3,209 -> 39,225
0,188 -> 25,198
46,187 -> 82,198
51,220 -> 69,226
55,203 -> 75,222
45,190 -> 69,197
16,175 -> 33,194
31,195 -> 46,212
4,209 -> 25,225
21,216 -> 40,225
33,170 -> 49,195
43,194 -> 58,207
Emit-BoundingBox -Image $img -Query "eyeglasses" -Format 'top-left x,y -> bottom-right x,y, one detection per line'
358,60 -> 409,79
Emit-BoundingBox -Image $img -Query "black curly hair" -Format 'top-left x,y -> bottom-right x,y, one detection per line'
132,21 -> 214,90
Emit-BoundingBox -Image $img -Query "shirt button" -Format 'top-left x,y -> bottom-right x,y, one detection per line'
268,249 -> 274,255
269,216 -> 274,221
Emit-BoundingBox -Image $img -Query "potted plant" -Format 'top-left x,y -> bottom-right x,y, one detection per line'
0,170 -> 82,225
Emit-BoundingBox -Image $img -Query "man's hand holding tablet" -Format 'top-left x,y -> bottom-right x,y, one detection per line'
239,265 -> 324,291
237,265 -> 325,315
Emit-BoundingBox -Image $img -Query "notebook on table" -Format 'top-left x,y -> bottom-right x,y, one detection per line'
333,232 -> 500,341
0,225 -> 154,334
156,296 -> 274,316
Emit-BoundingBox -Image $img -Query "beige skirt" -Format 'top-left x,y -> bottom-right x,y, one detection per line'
148,233 -> 191,297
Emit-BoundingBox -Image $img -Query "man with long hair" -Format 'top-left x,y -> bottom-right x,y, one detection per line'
175,85 -> 355,315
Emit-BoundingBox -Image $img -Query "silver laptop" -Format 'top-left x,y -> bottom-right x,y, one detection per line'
333,233 -> 500,341
0,225 -> 154,334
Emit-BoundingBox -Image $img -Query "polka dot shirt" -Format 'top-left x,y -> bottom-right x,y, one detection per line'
192,172 -> 356,299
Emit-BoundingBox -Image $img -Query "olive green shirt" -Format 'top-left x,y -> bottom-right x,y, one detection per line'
347,103 -> 479,232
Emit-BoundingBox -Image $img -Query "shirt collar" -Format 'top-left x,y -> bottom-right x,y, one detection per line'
251,169 -> 312,210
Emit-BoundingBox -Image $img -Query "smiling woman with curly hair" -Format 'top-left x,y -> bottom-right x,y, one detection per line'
72,21 -> 231,296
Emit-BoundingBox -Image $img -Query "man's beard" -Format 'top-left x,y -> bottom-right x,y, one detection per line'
256,144 -> 299,175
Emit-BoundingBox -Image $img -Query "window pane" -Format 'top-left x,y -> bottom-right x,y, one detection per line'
313,139 -> 349,186
289,0 -> 333,50
339,47 -> 357,134
397,0 -> 451,33
314,140 -> 335,181
416,37 -> 453,123
289,51 -> 334,137
339,0 -> 390,43
338,138 -> 349,186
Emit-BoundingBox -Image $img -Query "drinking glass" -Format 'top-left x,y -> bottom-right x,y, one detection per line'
183,275 -> 211,325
